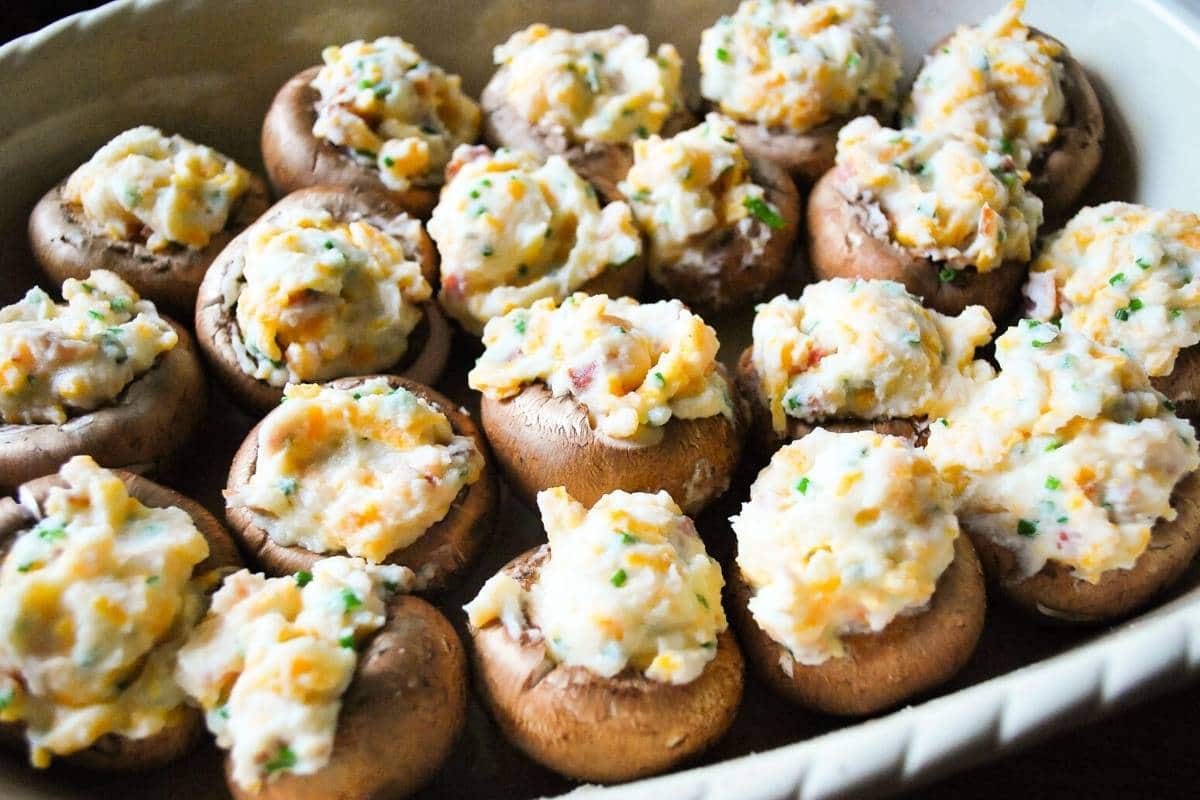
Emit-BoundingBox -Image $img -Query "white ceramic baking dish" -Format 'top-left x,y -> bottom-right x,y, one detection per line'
1,1 -> 1199,798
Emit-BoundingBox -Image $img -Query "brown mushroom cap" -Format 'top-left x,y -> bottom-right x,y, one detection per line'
807,166 -> 1028,319
1150,345 -> 1200,420
228,594 -> 467,800
28,174 -> 270,318
729,533 -> 985,716
643,153 -> 801,314
480,369 -> 745,516
261,66 -> 442,219
0,469 -> 242,771
225,375 -> 497,592
194,186 -> 451,414
967,469 -> 1200,623
469,546 -> 744,783
0,318 -> 207,494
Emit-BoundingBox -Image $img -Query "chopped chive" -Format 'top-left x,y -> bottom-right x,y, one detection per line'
340,588 -> 362,611
1017,519 -> 1038,537
146,575 -> 160,585
514,318 -> 527,335
715,47 -> 731,63
619,532 -> 637,545
277,477 -> 298,497
1136,256 -> 1152,270
382,156 -> 395,167
1109,272 -> 1125,286
481,245 -> 494,257
109,297 -> 130,313
846,52 -> 861,68
610,569 -> 628,588
743,196 -> 784,229
696,593 -> 710,609
339,634 -> 355,648
87,310 -> 105,320
653,371 -> 666,387
1045,439 -> 1063,452
36,521 -> 65,541
1171,308 -> 1184,319
938,267 -> 957,283
294,570 -> 312,587
796,477 -> 810,494
999,137 -> 1013,154
1045,476 -> 1061,490
264,746 -> 297,773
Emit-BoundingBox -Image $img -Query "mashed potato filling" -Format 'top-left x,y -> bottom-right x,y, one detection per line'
620,113 -> 780,269
731,430 -> 958,665
175,557 -> 410,792
752,279 -> 995,432
63,126 -> 250,251
469,293 -> 733,441
429,145 -> 642,333
466,487 -> 726,684
231,206 -> 431,385
311,37 -> 481,193
926,322 -> 1200,583
699,0 -> 901,132
0,270 -> 177,425
0,456 -> 209,767
836,115 -> 1042,274
493,24 -> 684,144
226,379 -> 482,565
906,0 -> 1064,169
1025,203 -> 1200,377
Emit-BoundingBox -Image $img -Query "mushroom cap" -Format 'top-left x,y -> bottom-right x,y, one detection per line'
729,533 -> 985,716
194,185 -> 451,414
0,469 -> 242,770
1150,345 -> 1200,420
228,594 -> 467,800
967,468 -> 1200,623
261,66 -> 441,219
225,375 -> 497,593
28,174 -> 270,318
468,546 -> 744,783
0,318 -> 207,494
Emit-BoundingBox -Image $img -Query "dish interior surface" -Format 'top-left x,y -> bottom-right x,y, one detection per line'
1,1 -> 1200,798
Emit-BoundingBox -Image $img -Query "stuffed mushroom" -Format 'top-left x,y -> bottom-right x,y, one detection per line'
904,0 -> 1104,220
481,24 -> 695,191
262,36 -> 480,218
0,270 -> 206,491
736,278 -> 995,453
465,487 -> 743,783
926,321 -> 1200,622
698,0 -> 903,184
729,430 -> 985,715
174,556 -> 467,799
469,293 -> 745,515
429,145 -> 645,336
618,113 -> 801,312
225,375 -> 496,592
0,456 -> 241,770
29,126 -> 269,316
194,186 -> 450,413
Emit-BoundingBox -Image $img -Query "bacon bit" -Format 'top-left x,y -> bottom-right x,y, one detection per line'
445,145 -> 491,180
802,347 -> 832,371
568,362 -> 595,391
441,273 -> 464,298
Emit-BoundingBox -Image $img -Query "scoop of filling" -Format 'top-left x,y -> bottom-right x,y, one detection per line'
466,487 -> 726,684
469,293 -> 733,440
493,24 -> 684,144
835,115 -> 1042,274
174,557 -> 410,792
1025,203 -> 1200,378
620,113 -> 784,270
699,0 -> 901,132
230,206 -> 431,385
0,456 -> 209,767
926,321 -> 1200,583
311,37 -> 481,193
905,0 -> 1065,170
226,379 -> 483,567
752,279 -> 995,432
429,145 -> 642,333
63,126 -> 251,251
732,430 -> 958,665
0,270 -> 178,425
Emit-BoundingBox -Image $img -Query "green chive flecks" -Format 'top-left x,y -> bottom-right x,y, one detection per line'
295,570 -> 312,587
938,267 -> 957,283
610,569 -> 628,588
264,746 -> 297,773
341,588 -> 362,611
796,477 -> 810,494
1017,519 -> 1038,537
1045,476 -> 1061,490
744,196 -> 785,229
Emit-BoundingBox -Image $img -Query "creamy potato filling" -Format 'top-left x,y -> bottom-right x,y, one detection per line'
0,456 -> 209,767
469,293 -> 733,440
835,115 -> 1042,274
926,322 -> 1200,583
228,206 -> 431,385
751,279 -> 995,433
175,557 -> 410,792
1025,203 -> 1200,377
699,0 -> 901,132
732,431 -> 958,665
63,126 -> 250,251
620,113 -> 782,270
227,380 -> 482,566
466,487 -> 726,684
311,37 -> 480,193
429,145 -> 642,333
493,24 -> 684,144
905,0 -> 1065,169
0,270 -> 177,425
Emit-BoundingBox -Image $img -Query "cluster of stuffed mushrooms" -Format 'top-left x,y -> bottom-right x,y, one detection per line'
2,0 -> 1199,797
